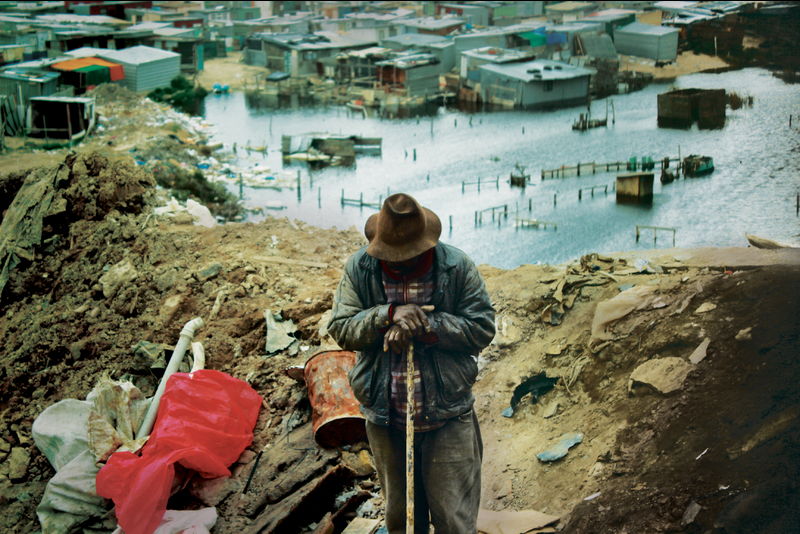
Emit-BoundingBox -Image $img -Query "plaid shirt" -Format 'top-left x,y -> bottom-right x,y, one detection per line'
382,250 -> 445,433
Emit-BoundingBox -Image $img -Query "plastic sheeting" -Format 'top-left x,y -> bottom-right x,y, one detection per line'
33,376 -> 150,534
96,370 -> 262,534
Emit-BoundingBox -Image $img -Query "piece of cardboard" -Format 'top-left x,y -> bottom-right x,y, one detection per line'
477,509 -> 561,534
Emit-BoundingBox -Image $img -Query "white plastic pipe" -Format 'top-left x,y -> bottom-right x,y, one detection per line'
137,317 -> 205,439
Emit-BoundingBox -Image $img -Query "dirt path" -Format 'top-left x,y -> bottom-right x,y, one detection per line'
195,52 -> 270,92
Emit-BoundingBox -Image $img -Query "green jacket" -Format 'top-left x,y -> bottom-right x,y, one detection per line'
327,242 -> 496,426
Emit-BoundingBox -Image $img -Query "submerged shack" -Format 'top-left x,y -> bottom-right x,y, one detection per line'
657,88 -> 726,129
281,133 -> 382,165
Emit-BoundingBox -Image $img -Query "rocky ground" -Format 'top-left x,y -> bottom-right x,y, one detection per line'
0,55 -> 799,534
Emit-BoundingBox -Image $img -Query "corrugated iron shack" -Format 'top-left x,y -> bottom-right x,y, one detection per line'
26,95 -> 95,142
657,88 -> 726,129
614,22 -> 679,61
478,59 -> 591,109
98,45 -> 180,93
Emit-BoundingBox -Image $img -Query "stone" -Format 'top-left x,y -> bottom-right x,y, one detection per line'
689,338 -> 711,364
99,259 -> 139,298
341,449 -> 375,477
542,401 -> 559,419
197,262 -> 223,281
156,268 -> 179,293
735,327 -> 753,341
8,447 -> 31,480
629,357 -> 693,395
694,302 -> 717,314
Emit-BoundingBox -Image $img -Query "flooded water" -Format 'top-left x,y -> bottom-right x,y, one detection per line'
202,68 -> 800,269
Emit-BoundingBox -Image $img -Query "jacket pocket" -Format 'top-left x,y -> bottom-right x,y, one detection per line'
433,351 -> 478,404
348,352 -> 379,408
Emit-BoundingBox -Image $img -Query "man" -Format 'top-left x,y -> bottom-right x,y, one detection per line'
328,193 -> 496,534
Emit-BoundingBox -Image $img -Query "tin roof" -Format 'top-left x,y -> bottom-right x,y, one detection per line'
400,16 -> 466,30
99,45 -> 180,64
480,59 -> 593,82
545,2 -> 597,13
616,22 -> 680,36
382,33 -> 449,46
0,68 -> 59,83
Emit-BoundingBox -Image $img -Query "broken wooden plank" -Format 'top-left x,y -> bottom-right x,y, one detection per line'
341,517 -> 379,534
254,256 -> 328,268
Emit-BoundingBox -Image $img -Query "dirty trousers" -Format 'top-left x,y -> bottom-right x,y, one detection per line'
366,409 -> 483,534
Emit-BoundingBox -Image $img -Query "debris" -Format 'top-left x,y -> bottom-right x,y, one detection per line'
537,433 -> 583,462
689,338 -> 711,364
477,508 -> 561,534
584,492 -> 601,501
341,517 -> 380,534
735,328 -> 752,341
303,350 -> 367,448
265,309 -> 298,354
542,402 -> 559,419
99,259 -> 139,299
501,373 -> 559,418
695,302 -> 717,314
590,285 -> 657,344
96,370 -> 262,534
681,501 -> 702,527
628,357 -> 693,395
745,233 -> 799,249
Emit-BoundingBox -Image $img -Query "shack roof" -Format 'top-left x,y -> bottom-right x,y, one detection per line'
579,33 -> 619,59
400,16 -> 466,30
64,47 -> 108,58
462,46 -> 533,63
375,52 -> 440,69
257,31 -> 376,50
381,33 -> 449,47
479,59 -> 592,82
545,2 -> 597,13
99,45 -> 180,64
616,22 -> 679,36
29,96 -> 94,103
34,14 -> 132,27
0,68 -> 59,83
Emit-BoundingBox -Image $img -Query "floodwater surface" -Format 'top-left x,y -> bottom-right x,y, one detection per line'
202,68 -> 800,269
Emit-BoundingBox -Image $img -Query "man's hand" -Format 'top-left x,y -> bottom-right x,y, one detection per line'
383,305 -> 434,352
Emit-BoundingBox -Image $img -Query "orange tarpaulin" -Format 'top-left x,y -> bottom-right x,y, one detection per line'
52,57 -> 124,81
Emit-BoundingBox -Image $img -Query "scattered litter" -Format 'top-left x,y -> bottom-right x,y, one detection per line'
695,302 -> 717,314
629,357 -> 693,395
689,338 -> 711,364
501,373 -> 559,418
735,327 -> 752,341
696,448 -> 709,460
536,432 -> 583,462
633,258 -> 663,273
264,309 -> 297,355
681,501 -> 702,527
584,491 -> 601,501
477,508 -> 561,534
618,283 -> 635,291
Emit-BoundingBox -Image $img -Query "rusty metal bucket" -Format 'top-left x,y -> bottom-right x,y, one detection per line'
304,350 -> 367,449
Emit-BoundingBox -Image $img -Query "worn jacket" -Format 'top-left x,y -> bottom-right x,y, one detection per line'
327,242 -> 496,426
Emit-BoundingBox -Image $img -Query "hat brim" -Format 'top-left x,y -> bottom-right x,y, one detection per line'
365,207 -> 441,262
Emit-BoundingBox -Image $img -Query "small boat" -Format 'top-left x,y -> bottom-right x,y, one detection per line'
683,155 -> 714,176
660,168 -> 676,184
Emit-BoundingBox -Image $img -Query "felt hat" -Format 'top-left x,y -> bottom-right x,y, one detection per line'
364,193 -> 441,262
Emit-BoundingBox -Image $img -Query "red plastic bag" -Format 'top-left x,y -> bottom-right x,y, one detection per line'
96,370 -> 262,534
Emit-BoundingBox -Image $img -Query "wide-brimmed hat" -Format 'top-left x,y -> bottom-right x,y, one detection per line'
364,193 -> 441,262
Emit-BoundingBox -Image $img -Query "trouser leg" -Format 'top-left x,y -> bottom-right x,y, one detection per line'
420,409 -> 483,534
366,421 -> 430,534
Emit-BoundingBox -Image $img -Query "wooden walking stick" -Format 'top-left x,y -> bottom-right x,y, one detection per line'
406,341 -> 415,534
